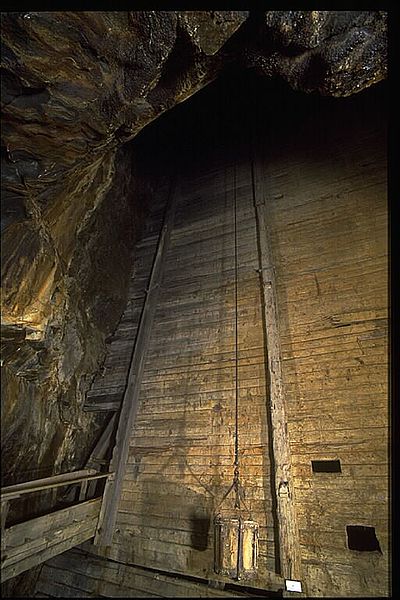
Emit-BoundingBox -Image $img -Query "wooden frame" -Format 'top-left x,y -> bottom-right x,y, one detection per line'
1,498 -> 102,582
1,470 -> 113,582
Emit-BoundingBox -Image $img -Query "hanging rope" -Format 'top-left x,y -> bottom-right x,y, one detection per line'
233,163 -> 243,510
234,163 -> 239,475
214,164 -> 252,520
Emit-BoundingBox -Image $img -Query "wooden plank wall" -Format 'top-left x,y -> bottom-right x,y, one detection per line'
34,81 -> 388,597
255,94 -> 388,596
91,153 -> 279,588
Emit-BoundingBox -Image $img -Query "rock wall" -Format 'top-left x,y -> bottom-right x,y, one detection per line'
1,144 -> 146,485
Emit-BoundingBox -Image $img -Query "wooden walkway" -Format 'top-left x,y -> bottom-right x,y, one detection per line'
1,470 -> 111,583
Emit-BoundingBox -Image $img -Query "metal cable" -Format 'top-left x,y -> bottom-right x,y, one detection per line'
233,163 -> 239,473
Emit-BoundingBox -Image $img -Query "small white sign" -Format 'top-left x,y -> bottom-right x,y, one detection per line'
285,579 -> 302,593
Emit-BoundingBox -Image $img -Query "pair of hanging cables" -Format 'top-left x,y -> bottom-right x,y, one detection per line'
215,164 -> 253,517
233,164 -> 241,508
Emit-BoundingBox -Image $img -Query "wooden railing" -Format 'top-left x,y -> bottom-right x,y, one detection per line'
1,469 -> 113,582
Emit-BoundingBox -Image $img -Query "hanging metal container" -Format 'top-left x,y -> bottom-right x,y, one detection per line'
214,513 -> 259,580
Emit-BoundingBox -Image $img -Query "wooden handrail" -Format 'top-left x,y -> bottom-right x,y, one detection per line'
1,470 -> 113,501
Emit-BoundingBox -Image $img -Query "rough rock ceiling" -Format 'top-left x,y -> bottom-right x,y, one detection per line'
1,10 -> 387,192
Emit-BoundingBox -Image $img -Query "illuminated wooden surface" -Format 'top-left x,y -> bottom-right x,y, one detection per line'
34,85 -> 388,597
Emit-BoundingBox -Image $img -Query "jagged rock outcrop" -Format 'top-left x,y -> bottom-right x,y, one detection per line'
246,11 -> 387,95
0,11 -> 387,495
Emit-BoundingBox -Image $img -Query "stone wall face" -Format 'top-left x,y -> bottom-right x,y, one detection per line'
1,143 -> 146,482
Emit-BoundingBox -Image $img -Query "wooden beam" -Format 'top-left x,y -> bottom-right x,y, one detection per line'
1,498 -> 101,582
85,413 -> 118,497
79,480 -> 88,502
1,501 -> 9,553
0,470 -> 110,502
250,153 -> 302,582
83,401 -> 120,412
86,413 -> 117,468
95,177 -> 178,546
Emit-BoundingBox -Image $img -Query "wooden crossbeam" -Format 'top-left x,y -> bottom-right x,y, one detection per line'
83,401 -> 120,412
86,414 -> 117,469
1,501 -> 9,554
94,177 -> 178,546
250,148 -> 302,582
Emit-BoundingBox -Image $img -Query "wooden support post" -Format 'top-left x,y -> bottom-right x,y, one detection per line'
86,413 -> 117,469
79,480 -> 88,502
95,178 -> 178,546
250,150 -> 302,582
85,413 -> 117,498
1,500 -> 9,553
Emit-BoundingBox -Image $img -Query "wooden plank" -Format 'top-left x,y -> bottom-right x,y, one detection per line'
84,401 -> 120,412
2,515 -> 99,571
79,480 -> 88,502
3,498 -> 101,553
95,177 -> 178,546
251,148 -> 302,582
86,414 -> 117,467
39,549 -> 256,597
85,412 -> 118,496
1,498 -> 101,582
36,577 -> 93,598
94,543 -> 283,595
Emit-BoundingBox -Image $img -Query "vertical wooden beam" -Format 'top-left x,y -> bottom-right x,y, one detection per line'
250,144 -> 302,582
79,480 -> 88,502
94,178 -> 178,546
85,413 -> 117,498
1,500 -> 9,553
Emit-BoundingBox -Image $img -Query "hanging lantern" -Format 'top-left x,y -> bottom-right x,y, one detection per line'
214,513 -> 259,580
